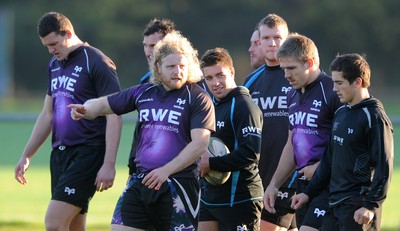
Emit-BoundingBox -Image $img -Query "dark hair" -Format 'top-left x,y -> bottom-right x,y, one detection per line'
330,53 -> 370,87
143,18 -> 176,37
200,47 -> 233,70
37,12 -> 73,38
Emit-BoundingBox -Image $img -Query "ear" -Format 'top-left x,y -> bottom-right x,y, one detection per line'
65,30 -> 73,38
306,59 -> 314,70
230,67 -> 235,78
354,77 -> 363,88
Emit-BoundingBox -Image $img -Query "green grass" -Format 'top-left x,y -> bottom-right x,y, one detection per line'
0,103 -> 399,230
0,120 -> 135,231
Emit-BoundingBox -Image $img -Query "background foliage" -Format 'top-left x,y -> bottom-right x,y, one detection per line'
1,0 -> 400,97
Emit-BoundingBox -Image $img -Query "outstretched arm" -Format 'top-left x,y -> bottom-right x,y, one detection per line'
67,96 -> 114,120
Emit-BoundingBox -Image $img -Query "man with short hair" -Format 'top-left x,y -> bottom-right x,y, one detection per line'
249,26 -> 265,70
291,53 -> 393,231
264,33 -> 341,231
244,14 -> 298,231
198,47 -> 264,231
140,18 -> 176,84
14,11 -> 122,230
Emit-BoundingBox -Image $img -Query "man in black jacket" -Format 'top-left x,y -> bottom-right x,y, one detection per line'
291,53 -> 394,231
198,47 -> 264,231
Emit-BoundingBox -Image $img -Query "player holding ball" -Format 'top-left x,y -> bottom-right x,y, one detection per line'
198,47 -> 264,231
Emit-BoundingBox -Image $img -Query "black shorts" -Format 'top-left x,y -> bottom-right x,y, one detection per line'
262,172 -> 297,228
200,200 -> 263,231
322,197 -> 382,231
50,144 -> 105,214
111,174 -> 200,230
296,176 -> 329,229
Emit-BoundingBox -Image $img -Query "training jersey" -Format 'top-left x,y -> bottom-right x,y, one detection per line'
201,87 -> 264,206
128,73 -> 212,175
304,98 -> 394,210
287,72 -> 341,170
47,43 -> 120,148
243,64 -> 293,187
108,83 -> 215,177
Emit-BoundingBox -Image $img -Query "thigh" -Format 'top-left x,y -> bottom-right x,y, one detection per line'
113,175 -> 200,231
209,200 -> 262,231
261,186 -> 296,229
300,189 -> 329,229
261,209 -> 296,230
51,145 -> 105,213
333,204 -> 363,231
45,200 -> 83,230
165,177 -> 200,231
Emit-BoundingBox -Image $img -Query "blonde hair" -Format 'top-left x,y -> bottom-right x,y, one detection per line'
150,31 -> 202,84
277,33 -> 320,67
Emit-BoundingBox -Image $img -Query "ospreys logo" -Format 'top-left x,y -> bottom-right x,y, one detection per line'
281,86 -> 292,94
314,208 -> 326,217
64,187 -> 76,195
174,98 -> 186,110
312,100 -> 322,108
216,121 -> 225,129
176,98 -> 186,106
348,128 -> 354,134
277,191 -> 289,200
311,100 -> 322,113
236,224 -> 248,231
72,65 -> 83,77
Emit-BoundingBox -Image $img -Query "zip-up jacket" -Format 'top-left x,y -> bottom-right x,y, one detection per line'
304,97 -> 394,211
201,86 -> 264,206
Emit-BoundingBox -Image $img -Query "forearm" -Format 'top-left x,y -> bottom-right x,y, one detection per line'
162,128 -> 210,176
103,114 -> 122,166
21,110 -> 52,159
269,142 -> 296,188
83,97 -> 114,119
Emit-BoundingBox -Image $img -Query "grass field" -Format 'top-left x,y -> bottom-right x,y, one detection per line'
0,96 -> 399,230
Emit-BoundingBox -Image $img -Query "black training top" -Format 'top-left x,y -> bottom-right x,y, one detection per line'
201,86 -> 264,207
304,97 -> 394,211
243,64 -> 294,187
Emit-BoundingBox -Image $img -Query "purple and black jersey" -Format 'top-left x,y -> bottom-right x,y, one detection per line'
47,43 -> 120,148
287,72 -> 341,170
108,83 -> 215,177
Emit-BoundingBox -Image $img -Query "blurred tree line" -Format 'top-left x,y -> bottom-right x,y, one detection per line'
1,0 -> 399,97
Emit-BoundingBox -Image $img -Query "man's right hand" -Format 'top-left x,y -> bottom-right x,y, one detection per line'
291,193 -> 309,210
263,184 -> 279,213
15,157 -> 30,185
67,104 -> 86,120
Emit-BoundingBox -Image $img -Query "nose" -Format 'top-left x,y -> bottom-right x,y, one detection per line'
144,47 -> 152,58
48,46 -> 55,54
333,84 -> 338,92
267,39 -> 276,47
283,70 -> 291,79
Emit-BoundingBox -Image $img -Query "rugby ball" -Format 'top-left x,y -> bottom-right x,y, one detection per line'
204,137 -> 231,186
